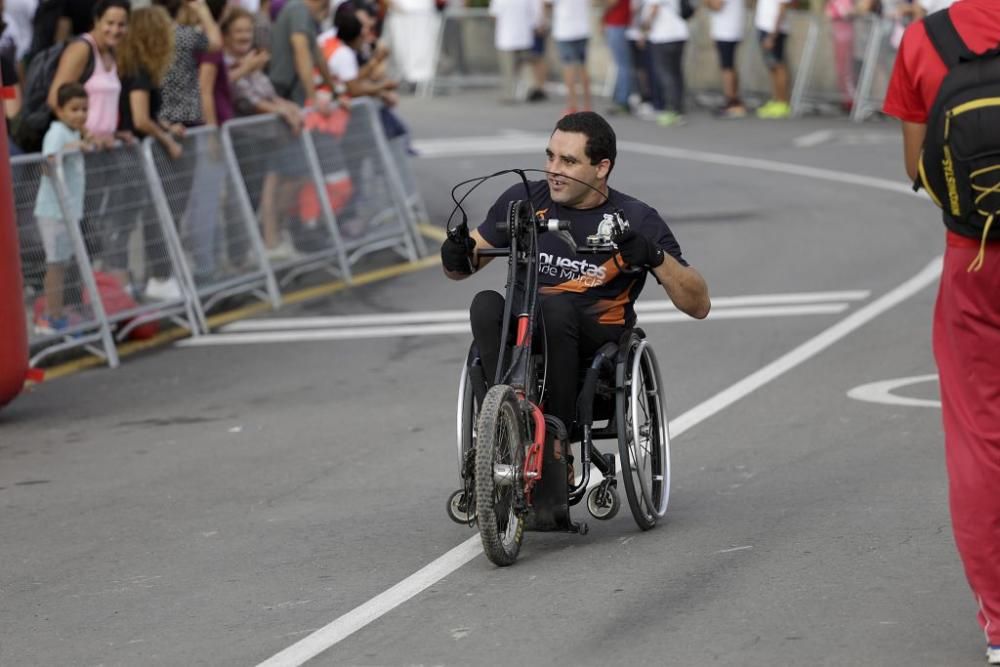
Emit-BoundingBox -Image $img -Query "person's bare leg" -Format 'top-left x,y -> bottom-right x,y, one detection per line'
721,68 -> 738,102
260,172 -> 280,248
580,63 -> 592,111
44,263 -> 66,319
563,65 -> 577,110
774,63 -> 789,103
532,56 -> 547,92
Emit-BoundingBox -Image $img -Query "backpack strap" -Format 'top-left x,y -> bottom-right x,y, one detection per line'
923,8 -> 976,69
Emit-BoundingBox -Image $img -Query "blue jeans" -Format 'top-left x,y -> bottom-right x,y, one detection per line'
604,26 -> 632,108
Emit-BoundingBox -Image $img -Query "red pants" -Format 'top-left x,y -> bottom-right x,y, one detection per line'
934,232 -> 1000,645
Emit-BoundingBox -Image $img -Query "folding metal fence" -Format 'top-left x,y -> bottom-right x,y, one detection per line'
73,143 -> 204,341
11,152 -> 119,368
145,127 -> 280,314
222,112 -> 353,286
849,15 -> 899,122
12,104 -> 429,368
339,98 -> 427,263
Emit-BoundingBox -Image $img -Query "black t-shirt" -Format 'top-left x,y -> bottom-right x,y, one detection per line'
477,180 -> 688,327
118,68 -> 162,137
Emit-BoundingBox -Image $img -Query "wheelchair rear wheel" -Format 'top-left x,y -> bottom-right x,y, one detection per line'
475,384 -> 526,566
617,338 -> 670,530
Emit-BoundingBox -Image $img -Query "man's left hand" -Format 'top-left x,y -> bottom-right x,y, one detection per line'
617,229 -> 664,269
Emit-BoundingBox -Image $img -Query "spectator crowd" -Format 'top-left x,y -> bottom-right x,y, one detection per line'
486,0 -> 959,123
1,0 -> 412,332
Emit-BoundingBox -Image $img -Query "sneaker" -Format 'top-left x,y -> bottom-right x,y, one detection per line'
657,111 -> 687,127
716,103 -> 748,119
265,239 -> 300,262
606,104 -> 630,116
988,645 -> 1000,665
33,314 -> 69,335
526,88 -> 547,102
637,102 -> 657,120
757,100 -> 791,119
144,276 -> 183,301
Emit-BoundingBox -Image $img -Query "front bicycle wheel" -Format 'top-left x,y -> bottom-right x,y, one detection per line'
616,339 -> 670,531
475,384 -> 525,566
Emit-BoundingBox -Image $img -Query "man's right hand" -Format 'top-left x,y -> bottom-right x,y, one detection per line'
441,233 -> 476,274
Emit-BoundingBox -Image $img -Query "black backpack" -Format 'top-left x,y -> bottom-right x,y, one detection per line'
917,9 -> 1000,269
11,37 -> 93,153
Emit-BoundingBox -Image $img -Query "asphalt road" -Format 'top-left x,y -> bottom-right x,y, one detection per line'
0,92 -> 981,666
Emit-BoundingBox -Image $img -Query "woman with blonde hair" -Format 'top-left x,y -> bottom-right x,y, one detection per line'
118,6 -> 185,158
108,5 -> 188,298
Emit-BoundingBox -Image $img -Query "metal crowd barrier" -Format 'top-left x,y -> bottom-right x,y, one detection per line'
339,98 -> 427,263
13,102 -> 428,368
420,7 -> 500,97
849,14 -> 900,122
148,127 -> 280,313
11,152 -> 119,368
223,112 -> 352,286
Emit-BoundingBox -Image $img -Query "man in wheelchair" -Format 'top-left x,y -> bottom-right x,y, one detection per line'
441,112 -> 711,446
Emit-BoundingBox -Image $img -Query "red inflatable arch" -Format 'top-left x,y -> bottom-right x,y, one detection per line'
0,107 -> 29,408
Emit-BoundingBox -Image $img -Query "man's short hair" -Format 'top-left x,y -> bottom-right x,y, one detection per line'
56,82 -> 87,108
554,111 -> 617,176
334,10 -> 362,43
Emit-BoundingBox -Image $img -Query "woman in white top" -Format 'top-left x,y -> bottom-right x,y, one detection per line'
754,0 -> 792,118
706,0 -> 746,117
639,0 -> 687,125
490,0 -> 545,102
545,0 -> 592,114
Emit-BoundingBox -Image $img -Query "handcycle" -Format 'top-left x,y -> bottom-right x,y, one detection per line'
444,169 -> 672,567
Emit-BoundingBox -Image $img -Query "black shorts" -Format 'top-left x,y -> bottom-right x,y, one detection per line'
714,40 -> 739,70
757,29 -> 787,68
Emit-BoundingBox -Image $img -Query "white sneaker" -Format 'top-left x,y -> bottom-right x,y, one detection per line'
987,645 -> 1000,665
145,276 -> 183,301
637,102 -> 657,120
265,239 -> 300,262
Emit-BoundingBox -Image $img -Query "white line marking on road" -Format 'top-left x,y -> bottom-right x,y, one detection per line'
254,258 -> 941,667
256,538 -> 483,667
716,545 -> 754,554
182,304 -> 850,346
219,291 -> 871,333
616,141 -> 920,198
669,257 -> 942,436
414,135 -> 921,197
847,374 -> 941,408
794,129 -> 835,148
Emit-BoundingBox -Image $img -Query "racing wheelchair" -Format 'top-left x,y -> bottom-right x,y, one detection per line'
444,172 -> 671,567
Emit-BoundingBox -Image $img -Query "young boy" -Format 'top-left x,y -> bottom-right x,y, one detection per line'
32,82 -> 91,334
754,0 -> 792,119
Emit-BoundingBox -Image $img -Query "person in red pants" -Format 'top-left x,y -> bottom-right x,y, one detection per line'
884,2 -> 1000,663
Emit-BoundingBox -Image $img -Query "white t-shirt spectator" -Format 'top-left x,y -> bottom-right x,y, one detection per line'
710,0 -> 744,42
918,0 -> 956,13
3,0 -> 36,60
490,0 -> 542,51
547,0 -> 591,42
754,0 -> 791,34
645,0 -> 688,43
318,28 -> 359,83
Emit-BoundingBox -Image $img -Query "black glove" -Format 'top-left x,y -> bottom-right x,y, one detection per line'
441,232 -> 477,274
616,228 -> 664,269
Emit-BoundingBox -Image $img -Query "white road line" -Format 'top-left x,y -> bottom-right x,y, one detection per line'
414,135 -> 920,198
182,304 -> 850,346
794,129 -> 835,148
616,141 -> 919,198
223,310 -> 471,331
220,291 -> 871,333
847,374 -> 941,408
254,257 -> 941,667
669,257 -> 942,436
